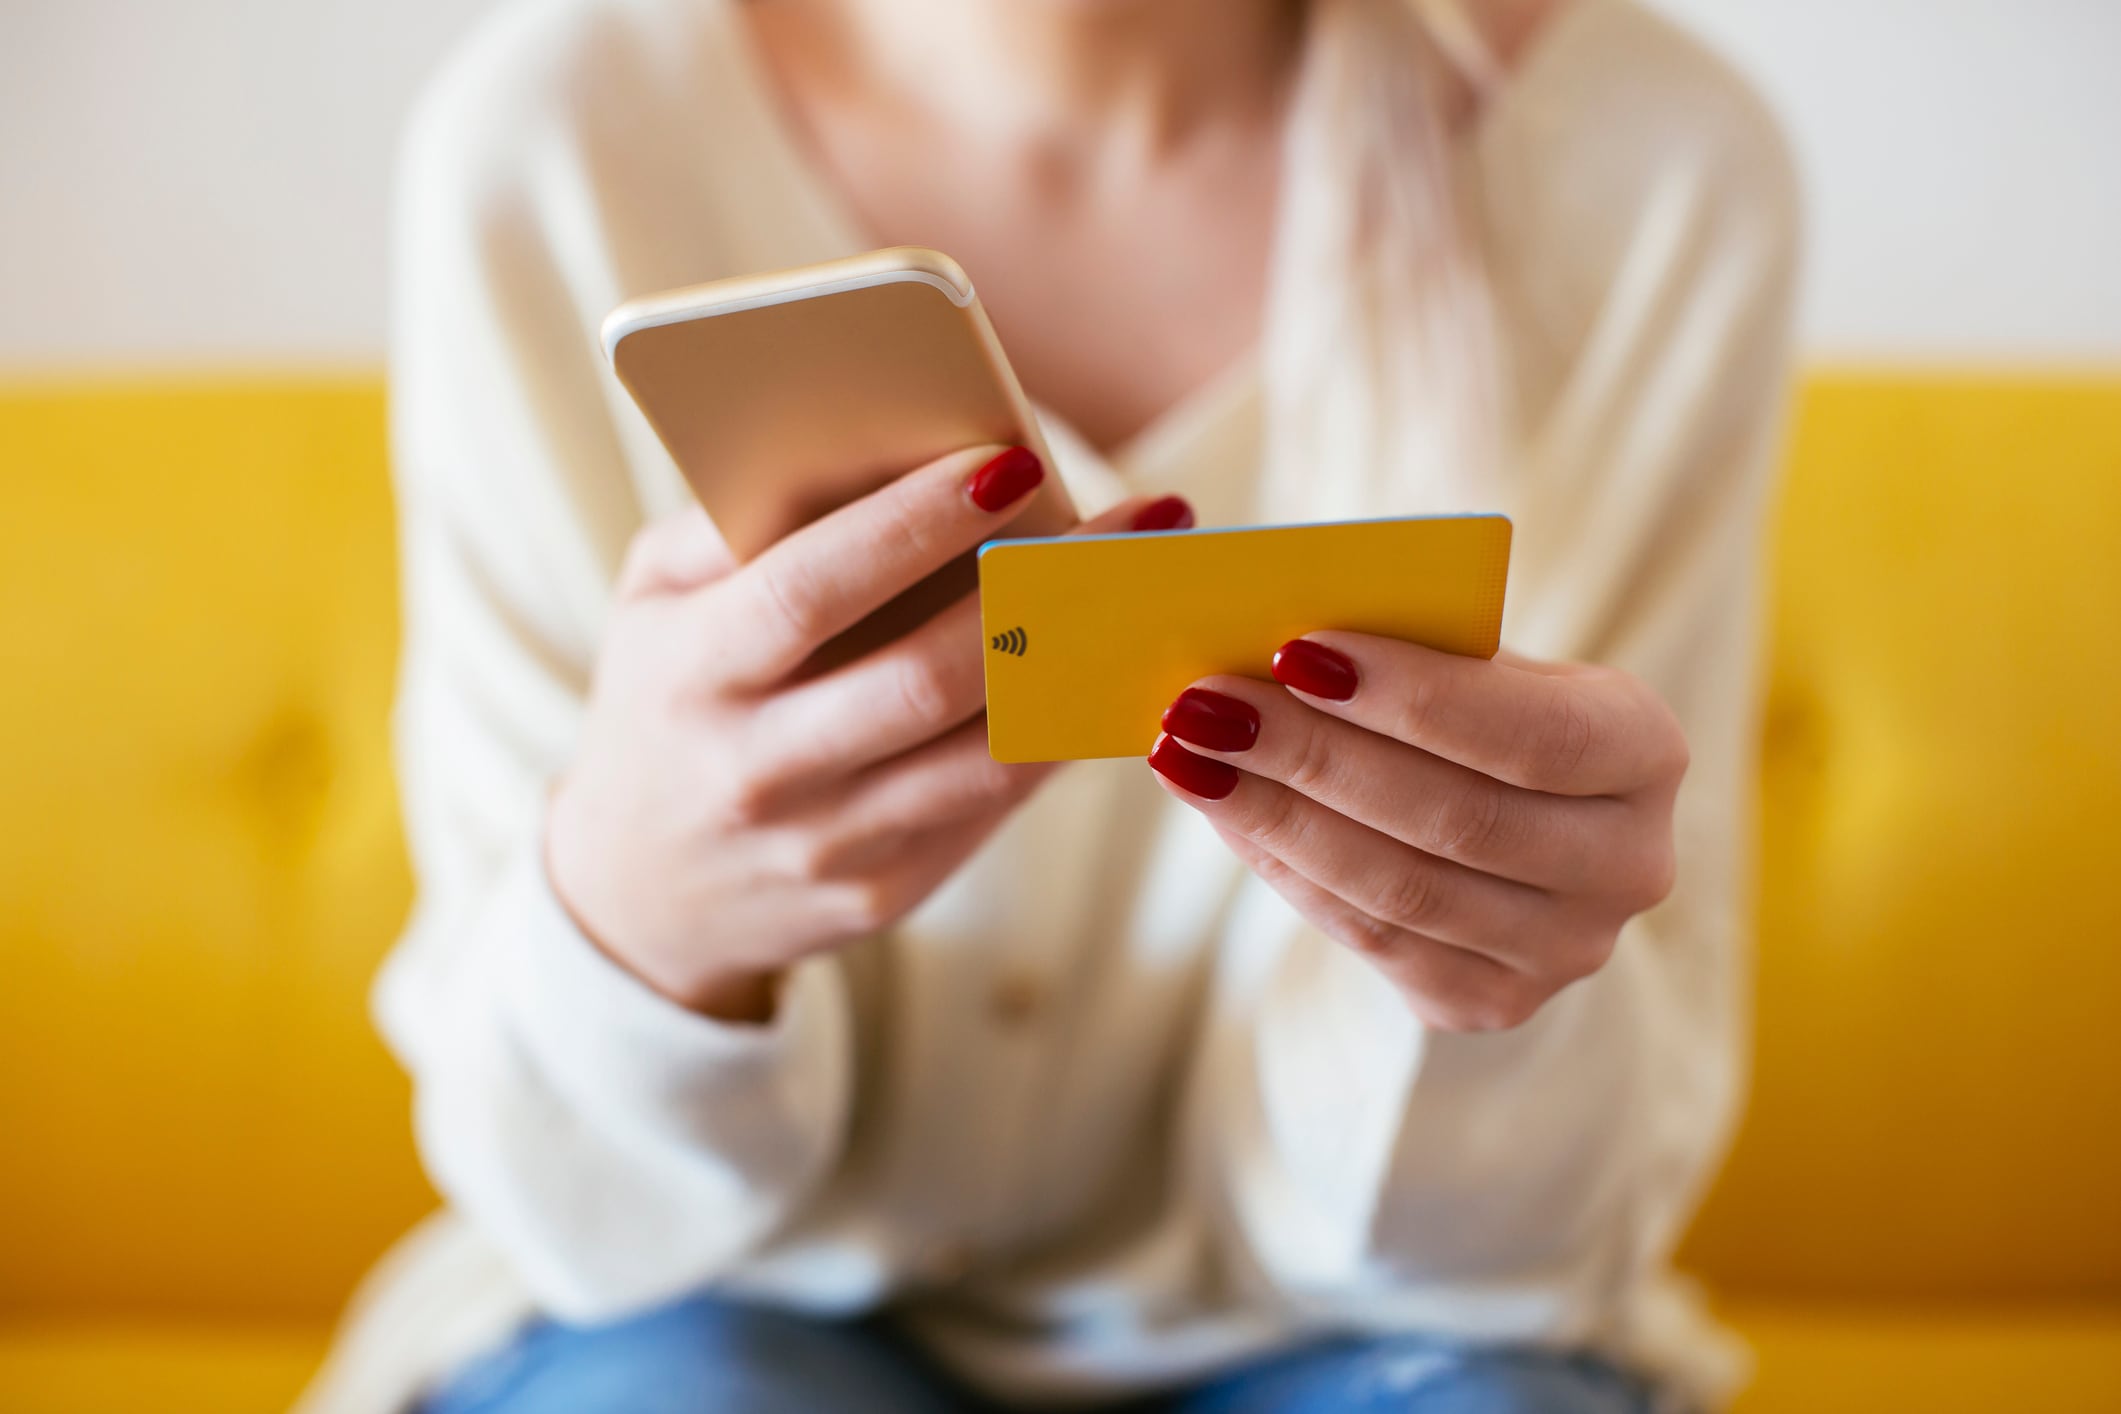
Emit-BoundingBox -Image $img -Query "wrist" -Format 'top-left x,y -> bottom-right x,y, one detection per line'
543,783 -> 785,1025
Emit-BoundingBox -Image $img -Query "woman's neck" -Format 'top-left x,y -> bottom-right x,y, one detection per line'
771,0 -> 1302,163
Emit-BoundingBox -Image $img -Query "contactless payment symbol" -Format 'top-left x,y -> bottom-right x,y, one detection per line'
989,626 -> 1028,656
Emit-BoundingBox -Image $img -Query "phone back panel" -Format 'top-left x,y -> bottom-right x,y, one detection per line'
608,250 -> 1071,560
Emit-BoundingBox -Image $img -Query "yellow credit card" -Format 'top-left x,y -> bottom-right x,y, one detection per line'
978,514 -> 1512,762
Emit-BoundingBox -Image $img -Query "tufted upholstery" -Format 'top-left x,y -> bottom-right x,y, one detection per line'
1681,374 -> 2121,1302
1678,374 -> 2121,1410
0,383 -> 431,1408
0,374 -> 2117,1410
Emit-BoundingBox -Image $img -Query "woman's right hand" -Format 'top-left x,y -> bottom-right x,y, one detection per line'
547,444 -> 1183,1022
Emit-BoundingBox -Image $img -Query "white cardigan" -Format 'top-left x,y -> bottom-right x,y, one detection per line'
301,0 -> 1799,1408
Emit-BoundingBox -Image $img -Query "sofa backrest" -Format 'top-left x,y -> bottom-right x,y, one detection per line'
1681,373 -> 2121,1301
1,383 -> 431,1323
1,373 -> 2116,1324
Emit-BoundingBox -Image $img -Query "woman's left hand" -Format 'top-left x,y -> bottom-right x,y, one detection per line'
1147,632 -> 1689,1032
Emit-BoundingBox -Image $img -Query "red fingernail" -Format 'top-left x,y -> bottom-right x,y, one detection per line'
1131,495 -> 1196,532
966,446 -> 1043,512
1161,688 -> 1260,753
1272,639 -> 1358,701
1147,734 -> 1241,800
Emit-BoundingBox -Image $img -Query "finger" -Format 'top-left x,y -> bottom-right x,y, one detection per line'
1272,633 -> 1682,797
701,443 -> 1050,688
762,591 -> 991,778
1159,676 -> 1627,892
815,807 -> 1027,940
1203,820 -> 1537,1033
838,717 -> 1056,840
1146,734 -> 1556,969
780,718 -> 1053,880
617,506 -> 737,599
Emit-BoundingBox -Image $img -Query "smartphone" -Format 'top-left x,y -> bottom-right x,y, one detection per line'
602,247 -> 1078,669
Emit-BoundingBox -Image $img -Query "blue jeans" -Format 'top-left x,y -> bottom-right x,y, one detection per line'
420,1293 -> 1656,1413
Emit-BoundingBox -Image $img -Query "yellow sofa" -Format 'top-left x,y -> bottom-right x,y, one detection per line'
2,373 -> 2117,1411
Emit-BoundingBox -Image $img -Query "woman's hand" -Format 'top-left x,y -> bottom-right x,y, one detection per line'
548,443 -> 1183,1023
1146,632 -> 1688,1032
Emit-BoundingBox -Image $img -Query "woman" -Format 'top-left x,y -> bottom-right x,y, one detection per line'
302,0 -> 1799,1409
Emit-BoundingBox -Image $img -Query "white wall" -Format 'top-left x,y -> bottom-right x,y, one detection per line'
1652,0 -> 2121,361
2,0 -> 2117,366
0,0 -> 490,367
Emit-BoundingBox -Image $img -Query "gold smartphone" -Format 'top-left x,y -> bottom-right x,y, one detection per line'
602,247 -> 1078,667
